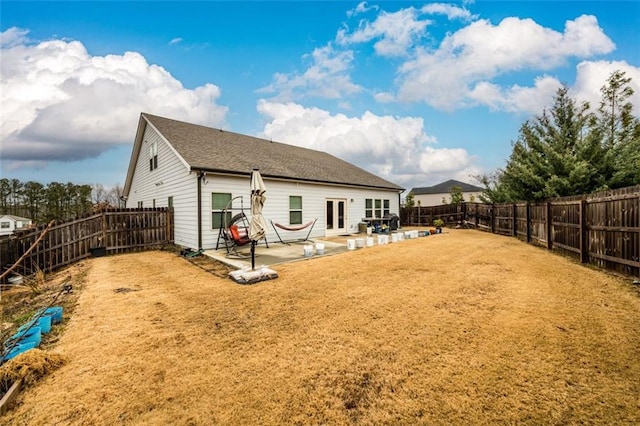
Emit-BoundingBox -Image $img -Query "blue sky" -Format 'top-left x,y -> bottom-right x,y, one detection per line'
1,1 -> 639,194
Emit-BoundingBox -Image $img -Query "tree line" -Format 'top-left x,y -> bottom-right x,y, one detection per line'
0,178 -> 123,224
478,70 -> 640,203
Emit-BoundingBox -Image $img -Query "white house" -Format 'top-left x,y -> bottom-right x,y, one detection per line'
409,179 -> 484,207
123,113 -> 404,250
0,215 -> 33,236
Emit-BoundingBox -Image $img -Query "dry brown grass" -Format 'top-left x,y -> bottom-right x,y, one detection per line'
2,229 -> 640,425
0,349 -> 67,390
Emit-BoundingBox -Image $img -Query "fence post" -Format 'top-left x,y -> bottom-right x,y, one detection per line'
101,210 -> 108,249
512,204 -> 517,236
475,203 -> 479,228
546,202 -> 553,251
526,202 -> 531,243
462,202 -> 468,224
491,204 -> 495,234
580,198 -> 588,264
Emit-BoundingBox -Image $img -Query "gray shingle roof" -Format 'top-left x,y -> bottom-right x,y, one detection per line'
411,179 -> 483,195
142,113 -> 403,191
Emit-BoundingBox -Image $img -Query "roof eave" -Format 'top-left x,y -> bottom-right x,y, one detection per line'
190,167 -> 404,192
123,114 -> 148,197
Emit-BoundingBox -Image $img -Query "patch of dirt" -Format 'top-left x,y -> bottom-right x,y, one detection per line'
1,230 -> 639,425
186,254 -> 234,278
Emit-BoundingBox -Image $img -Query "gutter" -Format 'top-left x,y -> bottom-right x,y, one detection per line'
190,167 -> 405,192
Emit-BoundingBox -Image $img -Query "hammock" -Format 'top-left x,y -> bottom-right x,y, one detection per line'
270,218 -> 317,245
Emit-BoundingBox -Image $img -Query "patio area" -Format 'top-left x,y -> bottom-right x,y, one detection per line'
204,238 -> 350,269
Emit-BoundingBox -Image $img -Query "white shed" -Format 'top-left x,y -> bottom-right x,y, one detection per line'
123,113 -> 404,250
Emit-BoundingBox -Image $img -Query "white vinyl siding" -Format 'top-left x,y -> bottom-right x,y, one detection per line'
197,175 -> 401,246
414,191 -> 483,207
126,125 -> 198,248
0,216 -> 32,236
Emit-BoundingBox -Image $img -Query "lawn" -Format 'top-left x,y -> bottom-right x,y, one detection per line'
2,229 -> 639,425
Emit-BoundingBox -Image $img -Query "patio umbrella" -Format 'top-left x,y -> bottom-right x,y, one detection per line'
249,169 -> 267,270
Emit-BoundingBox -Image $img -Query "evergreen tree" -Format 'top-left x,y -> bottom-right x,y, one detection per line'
593,70 -> 640,188
9,178 -> 23,215
449,186 -> 465,204
45,182 -> 66,221
498,85 -> 592,201
22,181 -> 45,222
478,71 -> 638,202
404,192 -> 415,208
0,179 -> 10,214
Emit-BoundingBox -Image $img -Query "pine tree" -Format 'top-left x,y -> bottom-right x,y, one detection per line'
497,85 -> 592,201
478,72 -> 639,203
593,70 -> 640,188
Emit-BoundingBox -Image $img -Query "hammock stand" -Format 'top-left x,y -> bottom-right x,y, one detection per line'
270,218 -> 317,245
216,196 -> 268,258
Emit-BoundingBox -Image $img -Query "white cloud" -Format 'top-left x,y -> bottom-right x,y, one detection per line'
396,15 -> 615,110
256,100 -> 479,189
337,7 -> 430,57
257,44 -> 361,101
572,60 -> 640,110
168,37 -> 183,46
420,3 -> 476,21
346,1 -> 378,18
469,75 -> 563,114
0,27 -> 29,48
0,28 -> 228,166
467,60 -> 640,116
373,91 -> 395,103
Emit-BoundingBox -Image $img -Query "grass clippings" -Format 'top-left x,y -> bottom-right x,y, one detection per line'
0,349 -> 67,390
2,229 -> 640,425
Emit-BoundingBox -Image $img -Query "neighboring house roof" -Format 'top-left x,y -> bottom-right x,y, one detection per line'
0,215 -> 31,222
410,179 -> 484,195
124,113 -> 404,196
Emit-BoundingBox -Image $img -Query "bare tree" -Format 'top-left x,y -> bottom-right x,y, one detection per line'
106,184 -> 124,207
92,183 -> 109,205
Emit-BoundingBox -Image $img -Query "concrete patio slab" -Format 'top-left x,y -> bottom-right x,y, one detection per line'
204,239 -> 349,269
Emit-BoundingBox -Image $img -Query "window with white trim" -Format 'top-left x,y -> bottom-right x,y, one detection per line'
0,222 -> 9,229
365,198 -> 390,219
149,141 -> 158,171
289,196 -> 302,225
212,193 -> 232,229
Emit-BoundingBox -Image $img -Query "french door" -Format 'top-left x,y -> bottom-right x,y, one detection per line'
326,198 -> 347,235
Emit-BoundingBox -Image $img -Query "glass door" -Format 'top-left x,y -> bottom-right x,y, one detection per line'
326,199 -> 346,235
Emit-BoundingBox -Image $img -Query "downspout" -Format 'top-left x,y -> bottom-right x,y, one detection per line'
398,192 -> 402,228
197,171 -> 205,250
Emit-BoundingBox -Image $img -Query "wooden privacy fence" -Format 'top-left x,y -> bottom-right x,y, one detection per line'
400,203 -> 466,227
402,185 -> 640,278
0,208 -> 173,281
